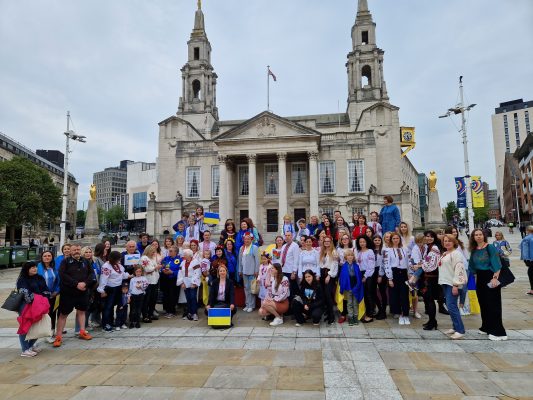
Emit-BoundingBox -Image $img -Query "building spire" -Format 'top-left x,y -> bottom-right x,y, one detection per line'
192,0 -> 205,36
356,0 -> 373,22
358,0 -> 368,12
197,0 -> 201,10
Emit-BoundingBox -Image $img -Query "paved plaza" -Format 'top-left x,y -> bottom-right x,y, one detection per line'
0,231 -> 532,399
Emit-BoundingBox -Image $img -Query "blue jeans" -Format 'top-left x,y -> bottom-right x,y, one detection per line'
19,334 -> 37,352
185,287 -> 198,315
102,286 -> 121,328
442,284 -> 465,334
458,271 -> 469,306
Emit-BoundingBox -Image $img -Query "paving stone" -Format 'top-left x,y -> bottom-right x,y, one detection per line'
408,352 -> 491,371
173,388 -> 248,400
362,388 -> 403,400
147,365 -> 214,387
20,364 -> 89,385
447,371 -> 504,396
325,387 -> 363,400
399,370 -> 463,395
122,348 -> 183,365
204,365 -> 278,389
391,328 -> 421,339
219,337 -> 246,349
474,352 -> 533,372
68,364 -> 122,386
351,348 -> 381,362
321,338 -> 348,350
244,339 -> 272,350
367,328 -> 395,339
487,372 -> 533,397
240,350 -> 276,366
323,361 -> 355,373
12,384 -> 83,400
322,349 -> 353,361
277,367 -> 324,391
103,364 -> 162,386
70,386 -> 130,400
380,352 -> 417,370
65,348 -> 135,364
355,361 -> 389,375
269,338 -> 295,350
323,371 -> 359,388
358,372 -> 397,390
0,383 -> 32,399
119,387 -> 178,400
268,389 -> 325,400
295,338 -> 322,350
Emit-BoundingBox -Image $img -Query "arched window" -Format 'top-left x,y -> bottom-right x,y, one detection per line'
361,65 -> 372,87
192,80 -> 201,99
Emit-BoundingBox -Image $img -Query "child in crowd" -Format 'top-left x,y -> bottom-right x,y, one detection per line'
406,233 -> 425,291
185,216 -> 200,242
129,266 -> 148,328
338,249 -> 364,326
258,252 -> 273,303
173,221 -> 186,240
368,211 -> 383,237
281,214 -> 295,236
295,219 -> 310,241
115,282 -> 129,330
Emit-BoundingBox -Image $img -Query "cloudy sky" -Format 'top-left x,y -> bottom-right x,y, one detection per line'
1,0 -> 532,210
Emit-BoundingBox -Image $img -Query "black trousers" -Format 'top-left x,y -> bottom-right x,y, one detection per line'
47,297 -> 58,332
422,275 -> 439,325
292,300 -> 323,324
143,283 -> 159,319
525,260 -> 533,290
130,294 -> 144,324
476,269 -> 507,337
363,269 -> 378,317
377,276 -> 388,315
390,268 -> 409,316
320,269 -> 336,323
160,278 -> 179,314
115,305 -> 128,326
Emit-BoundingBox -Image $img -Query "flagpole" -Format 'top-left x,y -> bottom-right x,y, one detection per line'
267,65 -> 270,111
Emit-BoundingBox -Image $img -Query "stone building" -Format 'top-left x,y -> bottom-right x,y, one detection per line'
148,0 -> 421,238
0,131 -> 78,243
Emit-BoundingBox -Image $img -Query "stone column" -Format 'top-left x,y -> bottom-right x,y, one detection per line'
308,151 -> 319,218
217,155 -> 228,229
227,160 -> 234,220
277,152 -> 288,227
247,154 -> 257,224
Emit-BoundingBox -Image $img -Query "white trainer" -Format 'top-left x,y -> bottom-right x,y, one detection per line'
488,334 -> 508,341
444,329 -> 456,335
398,316 -> 405,325
403,317 -> 411,325
269,317 -> 284,326
450,332 -> 464,340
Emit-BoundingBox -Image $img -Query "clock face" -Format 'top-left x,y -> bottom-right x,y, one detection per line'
403,132 -> 412,141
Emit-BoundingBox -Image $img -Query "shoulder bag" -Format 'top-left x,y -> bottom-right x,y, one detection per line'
1,289 -> 25,312
485,246 -> 515,288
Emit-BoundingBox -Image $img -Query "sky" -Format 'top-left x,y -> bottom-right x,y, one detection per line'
1,0 -> 532,210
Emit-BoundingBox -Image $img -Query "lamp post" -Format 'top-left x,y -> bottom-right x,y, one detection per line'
439,76 -> 476,232
59,111 -> 86,250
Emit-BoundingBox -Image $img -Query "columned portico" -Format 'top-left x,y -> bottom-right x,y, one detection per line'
247,154 -> 257,223
217,155 -> 228,228
308,151 -> 319,217
277,152 -> 287,227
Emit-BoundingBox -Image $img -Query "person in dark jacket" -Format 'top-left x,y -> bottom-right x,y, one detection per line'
292,270 -> 324,326
53,243 -> 96,347
17,261 -> 51,357
206,264 -> 236,326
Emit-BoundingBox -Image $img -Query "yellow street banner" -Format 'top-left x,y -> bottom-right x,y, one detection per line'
471,176 -> 484,208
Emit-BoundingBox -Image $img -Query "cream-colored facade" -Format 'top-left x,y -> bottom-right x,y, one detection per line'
148,0 -> 421,238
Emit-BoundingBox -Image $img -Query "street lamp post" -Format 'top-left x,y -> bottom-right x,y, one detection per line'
59,111 -> 86,250
439,76 -> 476,232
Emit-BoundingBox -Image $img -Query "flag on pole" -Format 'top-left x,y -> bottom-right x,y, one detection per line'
471,176 -> 484,208
455,177 -> 467,208
268,67 -> 277,81
203,212 -> 220,225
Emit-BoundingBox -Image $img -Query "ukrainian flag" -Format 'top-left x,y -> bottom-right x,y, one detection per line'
204,212 -> 220,225
335,284 -> 366,319
467,274 -> 480,314
208,308 -> 232,326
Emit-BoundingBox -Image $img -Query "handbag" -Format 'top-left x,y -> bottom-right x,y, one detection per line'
26,314 -> 52,340
497,265 -> 515,288
1,289 -> 25,312
250,278 -> 259,295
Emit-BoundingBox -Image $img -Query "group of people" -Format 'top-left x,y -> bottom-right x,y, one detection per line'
15,197 -> 514,358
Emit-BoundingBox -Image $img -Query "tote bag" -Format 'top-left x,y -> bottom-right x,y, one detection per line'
26,314 -> 52,340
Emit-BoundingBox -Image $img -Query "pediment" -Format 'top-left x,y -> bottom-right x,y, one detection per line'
215,111 -> 321,142
346,196 -> 369,206
183,202 -> 201,211
318,198 -> 339,207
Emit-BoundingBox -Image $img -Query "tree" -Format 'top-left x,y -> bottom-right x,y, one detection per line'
444,201 -> 460,223
0,157 -> 62,245
105,205 -> 125,231
76,210 -> 86,227
474,205 -> 489,225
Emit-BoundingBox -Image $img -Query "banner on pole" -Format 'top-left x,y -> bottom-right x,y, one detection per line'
471,176 -> 484,208
455,177 -> 467,208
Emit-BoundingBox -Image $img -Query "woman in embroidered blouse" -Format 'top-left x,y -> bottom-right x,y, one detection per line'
162,237 -> 174,258
399,222 -> 415,252
37,250 -> 59,342
357,235 -> 376,323
298,236 -> 320,280
444,225 -> 470,316
439,234 -> 466,339
259,263 -> 290,327
352,215 -> 368,242
468,228 -> 507,341
271,235 -> 285,266
177,249 -> 202,321
420,230 -> 442,331
382,232 -> 410,325
189,239 -> 201,262
140,244 -> 162,323
373,235 -> 388,320
319,236 -> 339,325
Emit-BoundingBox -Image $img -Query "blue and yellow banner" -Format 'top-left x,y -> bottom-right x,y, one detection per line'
203,212 -> 220,225
208,308 -> 232,326
455,177 -> 467,208
471,176 -> 484,208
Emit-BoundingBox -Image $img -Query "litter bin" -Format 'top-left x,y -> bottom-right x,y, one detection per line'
0,248 -> 11,268
11,246 -> 29,267
27,247 -> 39,262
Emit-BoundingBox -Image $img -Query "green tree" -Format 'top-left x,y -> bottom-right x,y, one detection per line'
474,205 -> 489,225
0,157 -> 62,245
105,205 -> 125,231
444,201 -> 460,223
76,210 -> 86,227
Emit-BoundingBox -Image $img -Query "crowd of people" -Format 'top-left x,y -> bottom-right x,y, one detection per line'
14,198 -> 515,358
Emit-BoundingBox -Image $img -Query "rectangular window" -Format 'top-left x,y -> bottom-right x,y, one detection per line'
194,47 -> 200,60
319,207 -> 334,218
186,167 -> 200,198
514,113 -> 520,147
266,209 -> 278,233
211,165 -> 219,198
238,165 -> 249,196
361,31 -> 369,45
132,192 -> 147,213
291,163 -> 307,194
351,207 -> 366,217
347,160 -> 365,193
503,115 -> 510,152
264,164 -> 279,195
319,161 -> 336,194
526,110 -> 531,134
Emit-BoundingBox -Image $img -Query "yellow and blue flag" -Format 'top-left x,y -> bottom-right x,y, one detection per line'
204,212 -> 220,225
467,274 -> 480,314
208,308 -> 232,326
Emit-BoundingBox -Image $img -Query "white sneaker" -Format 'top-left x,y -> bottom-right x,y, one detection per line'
488,334 -> 508,341
295,323 -> 301,327
246,308 -> 254,313
21,349 -> 37,357
46,336 -> 55,344
450,332 -> 464,340
192,314 -> 199,321
269,317 -> 284,326
462,307 -> 470,316
120,324 -> 128,329
444,329 -> 456,335
243,307 -> 250,312
413,312 -> 422,319
398,316 -> 405,325
403,317 -> 411,325
459,307 -> 467,316
115,327 -> 121,331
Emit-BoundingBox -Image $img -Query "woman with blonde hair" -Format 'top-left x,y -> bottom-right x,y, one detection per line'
319,236 -> 339,324
140,244 -> 162,323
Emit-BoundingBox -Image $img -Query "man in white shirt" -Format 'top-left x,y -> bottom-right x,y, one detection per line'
200,230 -> 217,255
280,231 -> 300,311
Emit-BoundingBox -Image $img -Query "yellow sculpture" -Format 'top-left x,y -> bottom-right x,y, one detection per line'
428,171 -> 437,192
197,0 -> 201,10
89,184 -> 97,200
